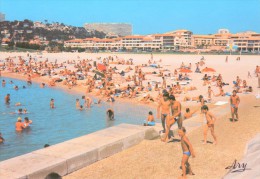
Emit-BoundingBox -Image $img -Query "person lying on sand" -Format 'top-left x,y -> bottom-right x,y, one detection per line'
184,108 -> 198,119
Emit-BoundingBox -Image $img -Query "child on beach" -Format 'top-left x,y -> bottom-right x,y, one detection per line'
144,111 -> 155,126
178,127 -> 195,178
201,105 -> 217,145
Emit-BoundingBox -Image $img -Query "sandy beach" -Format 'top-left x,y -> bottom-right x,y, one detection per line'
0,52 -> 260,178
64,95 -> 260,179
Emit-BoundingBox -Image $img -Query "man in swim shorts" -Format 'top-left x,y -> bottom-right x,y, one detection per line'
230,90 -> 240,122
157,92 -> 171,133
162,95 -> 182,142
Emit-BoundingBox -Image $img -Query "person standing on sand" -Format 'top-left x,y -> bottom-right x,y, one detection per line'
179,127 -> 195,178
230,90 -> 240,122
161,95 -> 182,142
157,92 -> 171,133
201,105 -> 217,145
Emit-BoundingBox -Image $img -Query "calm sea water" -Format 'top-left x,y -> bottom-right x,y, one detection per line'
0,77 -> 155,161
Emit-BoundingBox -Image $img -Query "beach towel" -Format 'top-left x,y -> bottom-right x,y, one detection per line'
214,101 -> 228,106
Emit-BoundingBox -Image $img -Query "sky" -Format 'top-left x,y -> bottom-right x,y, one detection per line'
0,0 -> 260,35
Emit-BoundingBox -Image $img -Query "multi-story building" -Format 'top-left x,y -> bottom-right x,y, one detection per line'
166,29 -> 193,49
84,23 -> 132,37
0,13 -> 5,22
64,29 -> 260,52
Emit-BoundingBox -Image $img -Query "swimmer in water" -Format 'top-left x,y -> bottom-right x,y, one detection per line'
16,117 -> 25,131
23,117 -> 32,128
40,83 -> 46,88
23,109 -> 28,114
0,133 -> 5,144
14,85 -> 19,90
5,94 -> 10,104
107,109 -> 114,120
15,102 -> 21,106
79,105 -> 84,111
50,99 -> 55,109
76,99 -> 80,109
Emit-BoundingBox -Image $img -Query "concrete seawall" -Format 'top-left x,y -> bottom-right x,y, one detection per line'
0,124 -> 158,179
0,105 -> 230,179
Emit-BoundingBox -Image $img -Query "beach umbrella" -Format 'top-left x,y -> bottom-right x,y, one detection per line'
202,67 -> 216,73
179,68 -> 192,73
97,64 -> 106,72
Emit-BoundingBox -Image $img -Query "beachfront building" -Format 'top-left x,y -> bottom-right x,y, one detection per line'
191,29 -> 260,52
64,29 -> 260,52
84,23 -> 132,37
165,30 -> 193,49
0,12 -> 5,22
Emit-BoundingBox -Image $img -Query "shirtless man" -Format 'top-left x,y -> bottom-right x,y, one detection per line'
201,105 -> 217,145
5,94 -> 10,104
16,117 -> 25,131
230,90 -> 240,122
76,99 -> 80,109
162,95 -> 182,142
50,99 -> 55,109
179,127 -> 195,178
157,92 -> 171,133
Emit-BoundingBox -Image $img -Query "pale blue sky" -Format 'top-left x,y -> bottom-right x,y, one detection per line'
0,0 -> 259,34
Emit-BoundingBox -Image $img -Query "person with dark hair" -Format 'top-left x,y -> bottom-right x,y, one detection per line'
0,133 -> 5,144
230,90 -> 240,122
107,109 -> 114,120
184,108 -> 198,119
44,144 -> 50,148
162,95 -> 182,142
144,111 -> 155,126
50,99 -> 55,109
157,92 -> 171,133
45,172 -> 61,179
201,105 -> 217,145
5,94 -> 10,104
178,127 -> 195,178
